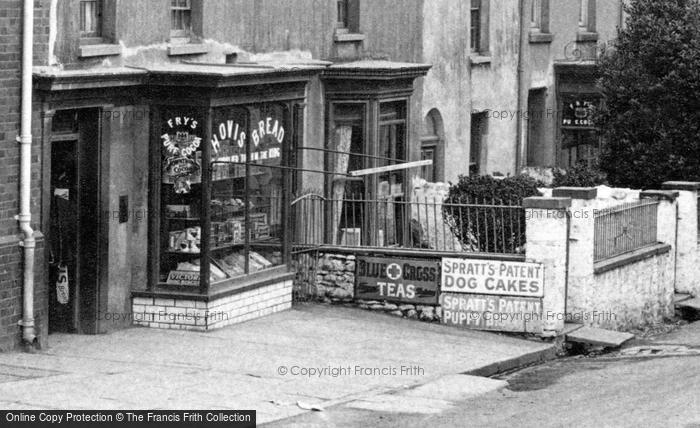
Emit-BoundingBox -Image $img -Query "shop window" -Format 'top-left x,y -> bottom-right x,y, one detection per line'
470,112 -> 488,176
559,95 -> 600,167
328,101 -> 408,247
420,109 -> 445,182
470,0 -> 489,55
158,104 -> 289,290
79,0 -> 101,38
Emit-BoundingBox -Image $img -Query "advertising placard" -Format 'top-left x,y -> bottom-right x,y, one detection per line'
441,293 -> 543,333
355,257 -> 439,305
441,258 -> 544,298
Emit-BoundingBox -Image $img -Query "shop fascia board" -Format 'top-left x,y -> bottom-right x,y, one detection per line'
321,61 -> 432,81
33,67 -> 148,92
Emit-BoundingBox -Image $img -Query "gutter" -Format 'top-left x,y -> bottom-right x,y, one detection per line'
515,0 -> 526,172
16,0 -> 36,346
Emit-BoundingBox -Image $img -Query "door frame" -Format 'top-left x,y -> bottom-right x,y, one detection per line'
41,105 -> 110,334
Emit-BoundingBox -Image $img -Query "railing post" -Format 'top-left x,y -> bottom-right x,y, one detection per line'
523,196 -> 572,336
552,187 -> 597,324
660,182 -> 699,295
640,190 -> 679,290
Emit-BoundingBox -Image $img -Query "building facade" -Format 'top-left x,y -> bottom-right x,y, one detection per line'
0,0 -> 623,350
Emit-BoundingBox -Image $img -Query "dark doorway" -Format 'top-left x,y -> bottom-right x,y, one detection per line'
48,109 -> 101,334
527,88 -> 547,167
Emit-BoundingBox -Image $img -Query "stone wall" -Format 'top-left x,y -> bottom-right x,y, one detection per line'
294,252 -> 443,324
560,187 -> 678,332
572,252 -> 675,330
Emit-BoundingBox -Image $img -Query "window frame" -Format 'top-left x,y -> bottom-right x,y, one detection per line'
337,0 -> 349,28
420,110 -> 444,183
470,0 -> 490,55
79,0 -> 102,39
578,0 -> 596,32
325,98 -> 411,248
531,0 -> 542,29
470,112 -> 488,176
170,0 -> 193,38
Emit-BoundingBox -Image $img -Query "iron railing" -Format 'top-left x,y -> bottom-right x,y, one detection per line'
291,194 -> 526,254
594,199 -> 659,262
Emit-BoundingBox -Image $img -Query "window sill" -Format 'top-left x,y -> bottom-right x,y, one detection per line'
529,31 -> 553,44
167,43 -> 210,56
78,43 -> 121,58
576,31 -> 599,42
334,32 -> 365,43
470,54 -> 492,65
136,266 -> 293,302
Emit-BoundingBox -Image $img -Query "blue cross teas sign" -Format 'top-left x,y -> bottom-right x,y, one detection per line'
355,257 -> 439,304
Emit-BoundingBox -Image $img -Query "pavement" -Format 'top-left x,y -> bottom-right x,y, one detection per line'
267,320 -> 700,428
0,304 -> 555,425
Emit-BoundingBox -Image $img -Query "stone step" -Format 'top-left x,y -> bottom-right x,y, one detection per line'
676,296 -> 700,311
674,293 -> 692,304
566,326 -> 634,348
560,323 -> 583,336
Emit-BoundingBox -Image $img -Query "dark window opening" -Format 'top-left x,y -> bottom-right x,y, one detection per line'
471,0 -> 482,52
80,0 -> 102,38
470,112 -> 488,176
527,89 -> 547,167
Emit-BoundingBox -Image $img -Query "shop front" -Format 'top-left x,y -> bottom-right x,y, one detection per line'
554,62 -> 602,167
133,64 -> 322,331
35,59 -> 433,334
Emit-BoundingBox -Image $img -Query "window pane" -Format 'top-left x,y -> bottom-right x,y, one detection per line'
160,109 -> 204,288
79,0 -> 100,37
579,0 -> 588,27
337,0 -> 348,26
421,148 -> 435,182
330,104 -> 365,246
209,105 -> 287,282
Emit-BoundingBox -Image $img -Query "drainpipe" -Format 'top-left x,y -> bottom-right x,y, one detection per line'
515,0 -> 526,172
17,0 -> 36,345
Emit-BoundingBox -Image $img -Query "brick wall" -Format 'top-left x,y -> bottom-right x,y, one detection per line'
132,280 -> 293,332
0,236 -> 45,352
0,0 -> 51,351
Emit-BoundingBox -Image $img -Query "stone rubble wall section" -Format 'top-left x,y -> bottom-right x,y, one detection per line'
299,253 -> 442,323
132,280 -> 293,331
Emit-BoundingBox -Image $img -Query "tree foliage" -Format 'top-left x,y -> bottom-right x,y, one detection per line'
596,0 -> 700,188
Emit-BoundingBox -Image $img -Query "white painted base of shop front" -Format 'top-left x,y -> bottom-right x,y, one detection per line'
132,280 -> 293,331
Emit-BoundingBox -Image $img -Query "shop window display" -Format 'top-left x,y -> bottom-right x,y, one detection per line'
158,104 -> 288,291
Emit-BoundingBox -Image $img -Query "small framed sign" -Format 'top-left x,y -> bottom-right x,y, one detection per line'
355,256 -> 439,304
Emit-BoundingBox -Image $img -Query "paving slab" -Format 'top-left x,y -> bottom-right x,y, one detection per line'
676,296 -> 700,311
401,374 -> 508,401
567,326 -> 634,347
0,304 -> 554,424
648,320 -> 700,348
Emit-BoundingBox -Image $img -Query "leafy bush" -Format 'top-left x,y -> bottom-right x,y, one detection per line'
443,175 -> 542,253
552,162 -> 608,188
596,0 -> 700,188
